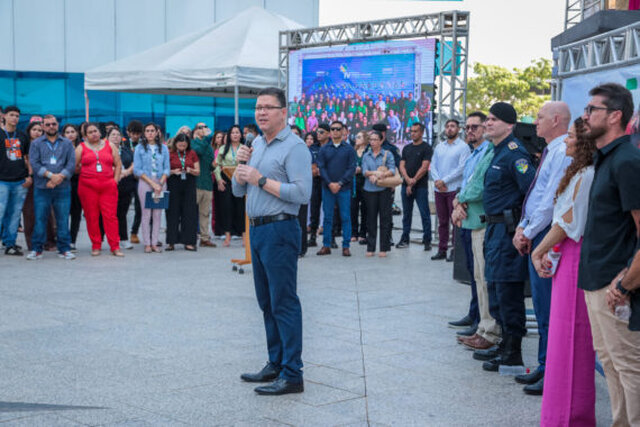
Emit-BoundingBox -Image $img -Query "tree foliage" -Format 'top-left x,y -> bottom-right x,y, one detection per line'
466,58 -> 552,119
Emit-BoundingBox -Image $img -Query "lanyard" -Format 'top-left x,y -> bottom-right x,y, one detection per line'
46,140 -> 59,153
178,151 -> 186,170
231,146 -> 237,163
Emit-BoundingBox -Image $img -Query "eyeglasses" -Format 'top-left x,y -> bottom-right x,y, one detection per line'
584,105 -> 614,116
43,123 -> 58,127
196,125 -> 208,129
330,127 -> 343,131
465,124 -> 483,131
255,105 -> 284,112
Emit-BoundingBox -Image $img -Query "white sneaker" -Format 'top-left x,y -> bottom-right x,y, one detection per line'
26,251 -> 43,260
58,251 -> 76,260
120,240 -> 134,250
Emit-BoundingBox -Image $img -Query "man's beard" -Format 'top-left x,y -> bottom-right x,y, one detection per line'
45,129 -> 57,137
585,123 -> 606,140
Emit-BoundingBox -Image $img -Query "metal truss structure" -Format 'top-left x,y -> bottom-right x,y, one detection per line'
564,0 -> 606,30
552,19 -> 640,98
278,11 -> 470,138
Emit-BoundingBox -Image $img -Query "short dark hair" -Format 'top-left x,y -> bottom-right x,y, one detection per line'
369,130 -> 384,141
243,123 -> 258,134
290,125 -> 302,136
127,120 -> 144,133
3,105 -> 20,115
43,114 -> 57,122
467,111 -> 487,122
411,122 -> 425,132
172,132 -> 191,151
257,87 -> 286,109
445,119 -> 459,127
589,83 -> 634,129
330,120 -> 344,129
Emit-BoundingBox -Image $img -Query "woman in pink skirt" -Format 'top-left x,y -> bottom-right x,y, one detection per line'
531,117 -> 597,427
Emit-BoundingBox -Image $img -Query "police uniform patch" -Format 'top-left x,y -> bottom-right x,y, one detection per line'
515,159 -> 529,174
508,142 -> 518,150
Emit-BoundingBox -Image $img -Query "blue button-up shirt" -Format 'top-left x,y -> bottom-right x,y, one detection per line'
29,135 -> 75,189
460,140 -> 489,192
519,134 -> 572,239
232,126 -> 312,217
361,149 -> 396,192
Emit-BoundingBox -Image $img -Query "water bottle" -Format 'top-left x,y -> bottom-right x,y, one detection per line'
615,301 -> 632,321
548,244 -> 562,276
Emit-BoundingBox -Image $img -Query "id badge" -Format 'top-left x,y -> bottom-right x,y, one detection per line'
96,162 -> 103,173
181,172 -> 186,180
50,156 -> 57,165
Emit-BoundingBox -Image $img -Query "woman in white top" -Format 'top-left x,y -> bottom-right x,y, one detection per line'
531,117 -> 597,427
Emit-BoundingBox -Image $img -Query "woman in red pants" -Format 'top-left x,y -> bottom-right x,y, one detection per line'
75,123 -> 123,256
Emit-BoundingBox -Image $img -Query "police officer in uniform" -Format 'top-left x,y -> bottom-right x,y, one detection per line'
233,87 -> 312,395
479,103 -> 535,373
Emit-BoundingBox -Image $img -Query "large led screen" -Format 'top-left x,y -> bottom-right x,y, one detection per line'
287,39 -> 436,146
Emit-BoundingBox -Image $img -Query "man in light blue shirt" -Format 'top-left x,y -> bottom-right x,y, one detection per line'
233,87 -> 311,396
512,101 -> 572,395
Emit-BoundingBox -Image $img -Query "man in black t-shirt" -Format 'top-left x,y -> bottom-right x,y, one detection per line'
397,122 -> 433,250
0,106 -> 32,255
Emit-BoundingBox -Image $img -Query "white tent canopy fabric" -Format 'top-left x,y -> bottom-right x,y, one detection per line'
84,7 -> 302,120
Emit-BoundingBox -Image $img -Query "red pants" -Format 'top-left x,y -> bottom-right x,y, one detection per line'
78,177 -> 120,251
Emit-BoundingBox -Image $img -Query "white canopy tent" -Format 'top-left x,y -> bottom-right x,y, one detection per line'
84,7 -> 303,122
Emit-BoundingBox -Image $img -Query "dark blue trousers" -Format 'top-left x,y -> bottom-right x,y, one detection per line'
495,281 -> 526,338
400,185 -> 432,244
459,228 -> 479,324
250,218 -> 303,383
528,227 -> 552,371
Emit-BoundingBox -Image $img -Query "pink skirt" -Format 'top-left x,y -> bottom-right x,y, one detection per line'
540,237 -> 595,427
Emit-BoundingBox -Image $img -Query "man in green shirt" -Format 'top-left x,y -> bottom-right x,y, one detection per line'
191,122 -> 217,247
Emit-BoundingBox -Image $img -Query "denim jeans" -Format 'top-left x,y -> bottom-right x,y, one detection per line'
0,180 -> 28,247
322,187 -> 351,248
400,185 -> 432,244
33,186 -> 71,253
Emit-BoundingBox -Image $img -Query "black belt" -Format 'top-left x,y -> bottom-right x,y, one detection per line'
249,213 -> 297,227
482,214 -> 506,224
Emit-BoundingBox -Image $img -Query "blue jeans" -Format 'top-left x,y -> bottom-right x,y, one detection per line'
33,186 -> 71,253
459,228 -> 479,324
528,226 -> 552,371
400,185 -> 432,244
0,180 -> 28,247
322,187 -> 351,248
250,218 -> 303,383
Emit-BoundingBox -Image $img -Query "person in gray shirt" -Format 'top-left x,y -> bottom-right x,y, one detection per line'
232,87 -> 312,396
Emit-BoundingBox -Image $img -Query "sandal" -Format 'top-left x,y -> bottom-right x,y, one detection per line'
366,252 -> 374,257
112,250 -> 124,257
151,246 -> 162,253
165,244 -> 175,251
91,249 -> 101,256
379,252 -> 387,258
144,246 -> 152,253
185,245 -> 196,252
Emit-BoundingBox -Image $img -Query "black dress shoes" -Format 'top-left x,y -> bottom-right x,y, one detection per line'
456,324 -> 478,337
523,377 -> 544,395
473,346 -> 500,361
395,240 -> 409,249
431,250 -> 447,260
482,356 -> 501,372
515,369 -> 544,385
240,363 -> 281,383
254,378 -> 304,395
448,315 -> 473,328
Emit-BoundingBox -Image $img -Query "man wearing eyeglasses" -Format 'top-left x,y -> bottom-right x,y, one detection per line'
191,122 -> 217,248
26,114 -> 75,260
578,83 -> 640,426
511,101 -> 571,395
315,121 -> 356,256
233,87 -> 311,396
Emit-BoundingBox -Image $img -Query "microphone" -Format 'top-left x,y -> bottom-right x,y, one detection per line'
240,133 -> 255,165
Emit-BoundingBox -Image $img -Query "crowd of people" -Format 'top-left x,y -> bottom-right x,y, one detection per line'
1,82 -> 639,424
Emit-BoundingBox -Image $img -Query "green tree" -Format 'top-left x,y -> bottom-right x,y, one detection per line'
466,58 -> 552,119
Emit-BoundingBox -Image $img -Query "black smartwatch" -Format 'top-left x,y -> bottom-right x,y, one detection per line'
258,176 -> 267,189
616,279 -> 630,296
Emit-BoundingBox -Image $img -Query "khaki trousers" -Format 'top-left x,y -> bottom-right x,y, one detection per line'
196,189 -> 213,242
471,228 -> 501,344
584,286 -> 640,427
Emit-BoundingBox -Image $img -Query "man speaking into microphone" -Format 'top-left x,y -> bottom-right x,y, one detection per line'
232,87 -> 312,395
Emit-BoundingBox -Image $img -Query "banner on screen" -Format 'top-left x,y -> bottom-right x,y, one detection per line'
287,39 -> 436,146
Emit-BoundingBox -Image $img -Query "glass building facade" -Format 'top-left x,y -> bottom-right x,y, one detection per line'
0,70 -> 257,136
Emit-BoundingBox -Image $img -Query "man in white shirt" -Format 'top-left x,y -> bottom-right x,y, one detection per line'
430,119 -> 470,260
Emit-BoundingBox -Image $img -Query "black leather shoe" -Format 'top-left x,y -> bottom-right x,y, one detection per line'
308,238 -> 317,247
446,250 -> 454,262
523,377 -> 544,396
482,356 -> 501,372
515,369 -> 544,385
254,378 -> 304,395
240,363 -> 281,383
424,243 -> 432,251
431,251 -> 446,260
395,240 -> 409,249
448,315 -> 473,328
456,324 -> 478,337
473,346 -> 500,361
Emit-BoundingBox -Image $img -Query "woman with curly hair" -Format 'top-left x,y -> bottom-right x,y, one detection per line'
531,117 -> 597,426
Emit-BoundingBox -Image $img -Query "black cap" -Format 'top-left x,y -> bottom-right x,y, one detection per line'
489,102 -> 517,124
372,122 -> 387,132
318,123 -> 330,132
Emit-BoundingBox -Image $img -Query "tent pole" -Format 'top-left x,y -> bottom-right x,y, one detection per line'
234,84 -> 239,124
84,90 -> 90,122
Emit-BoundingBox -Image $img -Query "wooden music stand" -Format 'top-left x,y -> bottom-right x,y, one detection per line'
223,166 -> 251,274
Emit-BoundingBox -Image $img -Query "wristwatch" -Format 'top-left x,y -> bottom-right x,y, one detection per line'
616,278 -> 630,296
258,176 -> 267,189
